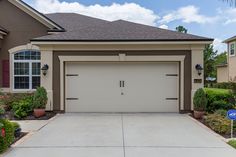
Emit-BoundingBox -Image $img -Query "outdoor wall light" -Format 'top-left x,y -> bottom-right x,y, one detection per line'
195,64 -> 203,76
41,64 -> 49,76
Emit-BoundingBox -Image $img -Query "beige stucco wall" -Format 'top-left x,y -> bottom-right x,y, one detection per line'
191,46 -> 205,110
217,66 -> 228,82
228,40 -> 236,82
40,48 -> 53,111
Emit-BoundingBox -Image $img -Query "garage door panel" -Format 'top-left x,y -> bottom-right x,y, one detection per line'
65,62 -> 179,113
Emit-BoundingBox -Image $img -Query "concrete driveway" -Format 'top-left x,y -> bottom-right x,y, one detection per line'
5,114 -> 236,157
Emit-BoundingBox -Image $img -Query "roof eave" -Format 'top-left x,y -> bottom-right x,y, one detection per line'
31,39 -> 213,45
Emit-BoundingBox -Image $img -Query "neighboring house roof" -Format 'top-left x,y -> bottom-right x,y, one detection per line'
8,0 -> 64,31
223,35 -> 236,43
32,13 -> 213,42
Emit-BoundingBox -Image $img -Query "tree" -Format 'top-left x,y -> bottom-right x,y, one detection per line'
221,0 -> 236,6
204,45 -> 217,84
176,26 -> 188,33
215,51 -> 227,65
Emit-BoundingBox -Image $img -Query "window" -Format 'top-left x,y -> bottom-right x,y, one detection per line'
230,43 -> 235,56
13,50 -> 41,90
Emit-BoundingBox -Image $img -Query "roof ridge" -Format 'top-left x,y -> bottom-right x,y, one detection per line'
111,19 -> 212,40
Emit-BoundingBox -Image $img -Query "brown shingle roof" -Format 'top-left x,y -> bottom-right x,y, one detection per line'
32,13 -> 213,42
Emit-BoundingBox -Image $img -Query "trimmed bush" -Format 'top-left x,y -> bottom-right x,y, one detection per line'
207,100 -> 234,113
205,112 -> 231,134
228,140 -> 236,149
212,82 -> 233,89
33,87 -> 48,109
193,88 -> 207,111
204,88 -> 235,113
0,119 -> 14,153
12,95 -> 34,119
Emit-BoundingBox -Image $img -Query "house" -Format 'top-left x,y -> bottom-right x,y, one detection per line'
217,36 -> 236,82
0,0 -> 213,113
216,63 -> 228,83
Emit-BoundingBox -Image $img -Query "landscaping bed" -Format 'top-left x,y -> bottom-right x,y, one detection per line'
195,114 -> 236,139
0,87 -> 55,120
192,88 -> 236,139
12,132 -> 27,145
4,111 -> 56,120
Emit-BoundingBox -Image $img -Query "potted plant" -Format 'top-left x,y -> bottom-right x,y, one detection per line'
193,88 -> 207,119
33,87 -> 48,118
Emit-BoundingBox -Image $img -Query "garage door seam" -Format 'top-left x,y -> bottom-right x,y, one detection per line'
121,113 -> 126,157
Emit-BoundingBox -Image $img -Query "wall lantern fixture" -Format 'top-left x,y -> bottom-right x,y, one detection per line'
195,64 -> 203,76
41,64 -> 49,76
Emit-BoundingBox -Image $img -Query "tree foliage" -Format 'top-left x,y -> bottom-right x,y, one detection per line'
203,45 -> 227,84
204,45 -> 217,81
176,25 -> 188,33
221,0 -> 236,6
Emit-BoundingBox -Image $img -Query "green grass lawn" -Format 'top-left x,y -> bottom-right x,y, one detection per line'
228,140 -> 236,149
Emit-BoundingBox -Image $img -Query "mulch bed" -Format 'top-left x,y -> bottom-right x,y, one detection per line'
12,132 -> 27,145
190,113 -> 236,139
3,111 -> 56,120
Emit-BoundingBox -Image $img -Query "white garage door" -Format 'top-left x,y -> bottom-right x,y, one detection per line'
65,62 -> 179,112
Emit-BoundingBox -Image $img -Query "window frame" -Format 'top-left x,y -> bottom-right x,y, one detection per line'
12,50 -> 41,92
229,42 -> 235,57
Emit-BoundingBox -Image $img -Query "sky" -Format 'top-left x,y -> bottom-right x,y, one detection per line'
23,0 -> 236,53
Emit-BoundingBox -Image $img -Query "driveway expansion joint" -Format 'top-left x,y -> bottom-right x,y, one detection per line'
121,113 -> 126,157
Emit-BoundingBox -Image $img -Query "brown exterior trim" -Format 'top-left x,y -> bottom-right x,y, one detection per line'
31,39 -> 213,42
53,50 -> 192,112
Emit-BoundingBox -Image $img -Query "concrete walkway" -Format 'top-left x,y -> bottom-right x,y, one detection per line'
4,114 -> 236,157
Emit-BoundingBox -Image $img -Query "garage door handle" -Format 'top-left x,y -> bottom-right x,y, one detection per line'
166,98 -> 178,100
66,98 -> 79,100
66,74 -> 79,77
120,81 -> 125,87
166,74 -> 178,76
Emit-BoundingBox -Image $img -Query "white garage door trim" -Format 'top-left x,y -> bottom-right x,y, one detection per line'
59,54 -> 185,111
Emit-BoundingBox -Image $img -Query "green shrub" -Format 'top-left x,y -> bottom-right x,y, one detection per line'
228,140 -> 236,149
12,95 -> 34,119
204,88 -> 235,113
205,113 -> 231,134
0,107 -> 4,115
212,82 -> 233,89
0,93 -> 33,111
193,88 -> 207,111
0,119 -> 14,153
11,122 -> 20,131
33,87 -> 48,109
207,100 -> 234,113
214,109 -> 227,117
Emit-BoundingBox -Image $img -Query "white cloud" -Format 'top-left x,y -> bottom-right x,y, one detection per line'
28,0 -> 159,26
213,38 -> 227,53
217,8 -> 236,25
159,24 -> 169,29
159,5 -> 217,24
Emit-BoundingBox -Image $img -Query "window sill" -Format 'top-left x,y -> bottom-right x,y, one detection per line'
11,89 -> 36,93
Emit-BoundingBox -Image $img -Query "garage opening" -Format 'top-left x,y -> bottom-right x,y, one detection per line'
65,62 -> 179,112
